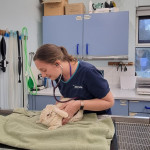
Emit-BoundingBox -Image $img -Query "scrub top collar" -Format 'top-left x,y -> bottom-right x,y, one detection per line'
61,61 -> 80,83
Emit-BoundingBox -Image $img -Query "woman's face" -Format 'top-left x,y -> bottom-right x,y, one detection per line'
34,60 -> 61,80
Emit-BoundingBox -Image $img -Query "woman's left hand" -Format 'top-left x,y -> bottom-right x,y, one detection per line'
58,100 -> 80,125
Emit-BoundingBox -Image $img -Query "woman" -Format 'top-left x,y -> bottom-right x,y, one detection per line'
34,44 -> 114,125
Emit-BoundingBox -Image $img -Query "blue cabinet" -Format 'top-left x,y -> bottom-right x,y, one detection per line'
43,15 -> 83,58
28,95 -> 60,110
43,11 -> 129,59
83,12 -> 129,58
111,99 -> 129,116
129,101 -> 150,117
112,99 -> 150,117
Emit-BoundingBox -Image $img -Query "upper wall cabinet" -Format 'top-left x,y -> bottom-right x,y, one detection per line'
43,15 -> 83,58
43,11 -> 129,60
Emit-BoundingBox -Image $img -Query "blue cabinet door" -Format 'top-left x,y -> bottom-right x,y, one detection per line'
129,101 -> 150,114
111,99 -> 128,116
83,12 -> 129,57
43,15 -> 83,58
28,95 -> 60,110
28,95 -> 34,110
35,95 -> 59,110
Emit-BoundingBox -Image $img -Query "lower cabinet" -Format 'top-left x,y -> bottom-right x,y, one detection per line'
112,99 -> 150,117
28,95 -> 60,110
111,99 -> 129,116
28,95 -> 150,117
129,100 -> 150,117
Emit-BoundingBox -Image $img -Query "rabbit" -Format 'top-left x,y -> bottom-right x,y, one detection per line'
37,98 -> 83,130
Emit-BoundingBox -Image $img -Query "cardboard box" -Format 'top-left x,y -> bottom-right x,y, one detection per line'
44,0 -> 68,16
42,0 -> 61,3
65,3 -> 85,15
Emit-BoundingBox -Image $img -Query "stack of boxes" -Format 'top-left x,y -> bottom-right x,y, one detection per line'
42,0 -> 85,16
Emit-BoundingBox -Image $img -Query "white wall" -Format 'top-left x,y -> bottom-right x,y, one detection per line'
0,0 -> 43,108
0,0 -> 43,52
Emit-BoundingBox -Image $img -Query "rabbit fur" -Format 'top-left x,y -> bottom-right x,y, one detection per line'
37,98 -> 83,130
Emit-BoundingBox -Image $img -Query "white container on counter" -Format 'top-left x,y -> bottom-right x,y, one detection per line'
120,75 -> 136,90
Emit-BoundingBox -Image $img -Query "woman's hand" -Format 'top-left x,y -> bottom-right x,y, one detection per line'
58,100 -> 81,125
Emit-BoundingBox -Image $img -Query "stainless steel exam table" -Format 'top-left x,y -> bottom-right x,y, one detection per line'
0,110 -> 150,150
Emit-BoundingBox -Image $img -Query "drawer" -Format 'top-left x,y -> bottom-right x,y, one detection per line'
129,101 -> 150,114
111,99 -> 128,116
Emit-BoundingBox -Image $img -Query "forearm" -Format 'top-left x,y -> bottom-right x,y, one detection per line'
82,99 -> 113,111
81,91 -> 114,111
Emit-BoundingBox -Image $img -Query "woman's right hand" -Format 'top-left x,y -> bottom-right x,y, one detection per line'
58,100 -> 81,125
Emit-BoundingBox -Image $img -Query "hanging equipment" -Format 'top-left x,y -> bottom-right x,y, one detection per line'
0,35 -> 9,72
17,31 -> 22,83
22,27 -> 37,95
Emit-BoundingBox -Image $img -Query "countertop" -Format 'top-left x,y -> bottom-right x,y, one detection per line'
36,86 -> 150,101
110,86 -> 150,101
37,87 -> 62,96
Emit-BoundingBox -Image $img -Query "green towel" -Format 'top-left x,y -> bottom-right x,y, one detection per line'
0,108 -> 114,150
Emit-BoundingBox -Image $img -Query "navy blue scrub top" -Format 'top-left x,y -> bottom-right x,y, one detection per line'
57,61 -> 111,115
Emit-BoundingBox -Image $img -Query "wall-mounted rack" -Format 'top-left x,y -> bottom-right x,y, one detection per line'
108,62 -> 134,66
0,29 -> 28,40
108,62 -> 134,72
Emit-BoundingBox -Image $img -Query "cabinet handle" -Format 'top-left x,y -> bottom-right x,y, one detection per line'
76,44 -> 79,55
145,106 -> 150,109
76,16 -> 82,20
130,101 -> 139,103
120,104 -> 127,106
86,43 -> 88,55
84,15 -> 91,20
129,112 -> 137,116
120,100 -> 127,103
